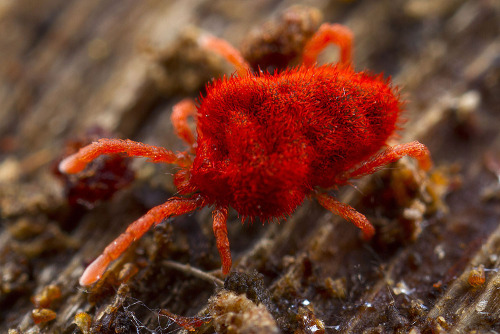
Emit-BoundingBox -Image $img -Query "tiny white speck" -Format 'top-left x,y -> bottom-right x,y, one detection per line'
476,300 -> 488,312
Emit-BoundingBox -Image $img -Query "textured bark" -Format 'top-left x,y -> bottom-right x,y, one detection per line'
0,0 -> 499,333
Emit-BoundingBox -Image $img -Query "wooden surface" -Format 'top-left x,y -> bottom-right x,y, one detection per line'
1,0 -> 499,333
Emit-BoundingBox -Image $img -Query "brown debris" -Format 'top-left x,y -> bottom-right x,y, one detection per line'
146,26 -> 229,96
74,312 -> 93,334
323,276 -> 347,299
31,308 -> 57,325
208,290 -> 279,334
240,5 -> 322,72
31,284 -> 61,309
53,127 -> 135,209
467,264 -> 486,287
294,305 -> 326,334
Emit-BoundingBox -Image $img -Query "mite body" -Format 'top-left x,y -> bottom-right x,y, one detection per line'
59,23 -> 431,286
192,66 -> 400,220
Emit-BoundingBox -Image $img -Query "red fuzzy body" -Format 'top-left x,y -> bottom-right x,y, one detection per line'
189,64 -> 401,220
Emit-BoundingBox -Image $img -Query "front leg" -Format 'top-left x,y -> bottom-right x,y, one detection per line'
315,192 -> 375,240
59,138 -> 192,174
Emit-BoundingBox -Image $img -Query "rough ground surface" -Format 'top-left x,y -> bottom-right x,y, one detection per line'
0,0 -> 499,333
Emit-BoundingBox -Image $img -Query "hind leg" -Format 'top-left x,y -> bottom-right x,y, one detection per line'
315,192 -> 375,240
212,206 -> 231,274
340,141 -> 432,182
79,195 -> 206,286
302,23 -> 353,67
198,33 -> 251,77
172,99 -> 197,151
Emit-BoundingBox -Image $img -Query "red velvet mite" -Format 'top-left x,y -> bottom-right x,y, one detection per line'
59,23 -> 432,286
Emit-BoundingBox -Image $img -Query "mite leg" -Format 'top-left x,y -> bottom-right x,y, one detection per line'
341,141 -> 432,181
198,33 -> 251,77
79,196 -> 205,286
172,99 -> 197,150
315,192 -> 375,240
212,206 -> 231,274
59,138 -> 192,174
302,23 -> 353,67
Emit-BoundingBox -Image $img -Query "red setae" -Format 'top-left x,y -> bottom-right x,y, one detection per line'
192,66 -> 401,220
